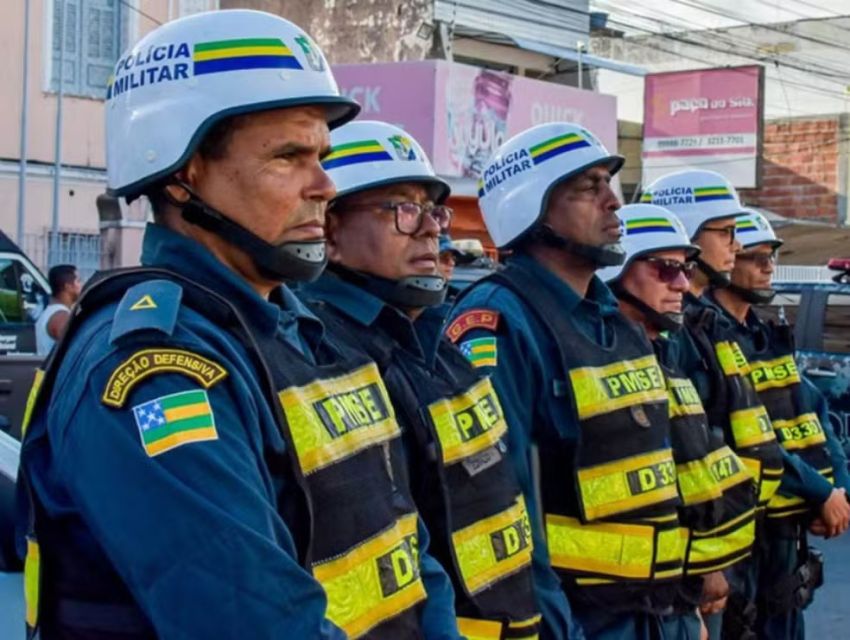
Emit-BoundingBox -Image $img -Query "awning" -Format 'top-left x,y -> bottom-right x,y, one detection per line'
513,37 -> 647,77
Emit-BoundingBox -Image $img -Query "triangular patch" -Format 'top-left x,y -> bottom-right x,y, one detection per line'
129,294 -> 157,311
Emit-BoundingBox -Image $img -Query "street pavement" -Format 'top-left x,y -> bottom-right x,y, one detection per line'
0,534 -> 848,638
806,530 -> 850,637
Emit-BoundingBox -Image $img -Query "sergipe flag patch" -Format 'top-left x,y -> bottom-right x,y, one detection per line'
133,389 -> 218,457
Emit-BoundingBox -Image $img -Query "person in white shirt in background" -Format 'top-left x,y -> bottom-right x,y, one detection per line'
35,264 -> 82,355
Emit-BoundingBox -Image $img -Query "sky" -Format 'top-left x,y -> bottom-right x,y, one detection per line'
590,0 -> 848,34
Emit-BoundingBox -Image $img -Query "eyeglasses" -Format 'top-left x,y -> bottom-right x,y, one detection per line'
341,201 -> 453,235
700,225 -> 737,246
638,256 -> 697,283
736,252 -> 776,269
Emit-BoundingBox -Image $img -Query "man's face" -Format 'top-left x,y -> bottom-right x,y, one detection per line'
186,106 -> 334,247
67,272 -> 82,303
731,242 -> 776,291
693,216 -> 741,273
542,165 -> 622,251
621,249 -> 692,316
326,183 -> 442,281
438,251 -> 456,281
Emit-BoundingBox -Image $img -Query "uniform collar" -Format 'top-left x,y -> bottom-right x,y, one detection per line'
509,252 -> 620,317
304,272 -> 443,365
140,223 -> 323,340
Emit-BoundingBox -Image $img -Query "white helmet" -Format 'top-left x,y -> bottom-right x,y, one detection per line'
598,204 -> 699,283
106,9 -> 358,197
600,205 -> 699,332
478,122 -> 624,248
323,121 -> 449,202
641,170 -> 745,240
736,209 -> 783,250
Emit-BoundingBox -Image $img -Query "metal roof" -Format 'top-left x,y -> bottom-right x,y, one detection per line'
435,0 -> 590,49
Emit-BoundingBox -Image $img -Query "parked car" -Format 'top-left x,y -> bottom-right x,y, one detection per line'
0,230 -> 47,637
759,260 -> 850,469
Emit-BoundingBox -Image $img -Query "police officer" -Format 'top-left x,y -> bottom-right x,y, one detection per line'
17,12 -> 459,639
447,123 -> 688,640
598,205 -> 761,640
299,120 -> 542,640
708,210 -> 850,638
639,170 -> 815,640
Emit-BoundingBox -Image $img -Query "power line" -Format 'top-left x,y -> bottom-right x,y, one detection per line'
598,15 -> 850,102
596,0 -> 850,82
666,0 -> 850,54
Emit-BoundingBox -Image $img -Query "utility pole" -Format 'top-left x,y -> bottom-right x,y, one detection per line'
17,0 -> 31,247
50,0 -> 66,267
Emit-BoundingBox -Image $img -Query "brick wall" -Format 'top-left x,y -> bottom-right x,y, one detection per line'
740,115 -> 845,223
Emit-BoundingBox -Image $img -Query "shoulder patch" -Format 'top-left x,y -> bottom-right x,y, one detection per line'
445,309 -> 500,344
102,348 -> 228,408
109,280 -> 183,345
459,336 -> 498,368
133,389 -> 218,457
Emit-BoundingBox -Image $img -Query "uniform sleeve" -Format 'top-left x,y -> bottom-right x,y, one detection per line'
48,338 -> 346,640
448,294 -> 585,640
416,518 -> 462,639
806,376 -> 850,493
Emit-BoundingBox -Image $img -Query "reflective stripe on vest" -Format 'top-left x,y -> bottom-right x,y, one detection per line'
714,340 -> 782,506
676,446 -> 750,507
715,341 -> 751,377
569,355 -> 668,420
21,369 -> 45,438
451,497 -> 533,595
773,412 -> 827,451
546,515 -> 687,581
687,508 -> 756,573
457,614 -> 542,640
768,469 -> 835,519
314,513 -> 427,638
577,448 -> 678,521
24,538 -> 40,631
740,457 -> 783,506
746,347 -> 833,519
428,377 -> 507,465
667,376 -> 704,418
748,354 -> 800,393
729,406 -> 775,448
278,363 -> 399,474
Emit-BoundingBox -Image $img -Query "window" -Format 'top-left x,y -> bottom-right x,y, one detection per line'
823,294 -> 850,355
753,292 -> 801,328
0,258 -> 49,326
50,0 -> 129,99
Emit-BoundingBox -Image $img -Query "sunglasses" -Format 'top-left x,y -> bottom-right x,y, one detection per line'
638,256 -> 697,283
736,252 -> 776,269
341,201 -> 453,235
700,225 -> 737,246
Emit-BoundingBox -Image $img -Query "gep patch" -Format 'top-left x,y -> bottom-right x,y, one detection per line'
445,309 -> 500,344
102,348 -> 228,408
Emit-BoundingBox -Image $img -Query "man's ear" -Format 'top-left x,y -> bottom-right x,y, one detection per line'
325,210 -> 343,263
162,153 -> 205,204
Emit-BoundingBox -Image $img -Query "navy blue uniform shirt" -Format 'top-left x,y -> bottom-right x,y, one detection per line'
22,224 -> 457,639
445,253 -> 625,640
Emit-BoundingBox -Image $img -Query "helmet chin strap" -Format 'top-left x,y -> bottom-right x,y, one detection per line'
610,282 -> 684,333
695,256 -> 731,288
531,224 -> 626,268
169,181 -> 328,283
726,282 -> 777,305
330,264 -> 447,309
